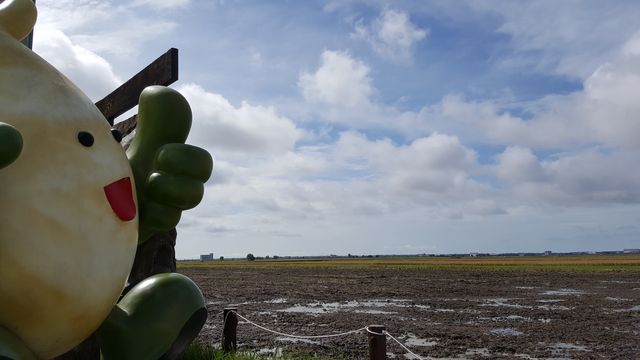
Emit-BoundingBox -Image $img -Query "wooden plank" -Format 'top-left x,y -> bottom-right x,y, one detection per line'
95,48 -> 178,125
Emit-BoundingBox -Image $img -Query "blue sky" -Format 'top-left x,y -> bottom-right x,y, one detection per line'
34,0 -> 640,258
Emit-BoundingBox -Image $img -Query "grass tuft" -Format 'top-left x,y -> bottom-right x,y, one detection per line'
181,343 -> 330,360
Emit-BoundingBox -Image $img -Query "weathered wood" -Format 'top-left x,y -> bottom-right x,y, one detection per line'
127,229 -> 177,288
95,48 -> 178,124
113,114 -> 137,137
368,325 -> 386,360
221,307 -> 238,353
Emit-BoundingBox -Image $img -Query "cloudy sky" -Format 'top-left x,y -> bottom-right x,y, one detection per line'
33,0 -> 640,258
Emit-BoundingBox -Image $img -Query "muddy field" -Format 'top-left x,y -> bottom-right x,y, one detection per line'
180,267 -> 640,359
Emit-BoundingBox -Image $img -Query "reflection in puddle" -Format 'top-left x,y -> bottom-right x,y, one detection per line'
537,304 -> 573,311
278,299 -> 428,315
606,297 -> 631,302
275,337 -> 319,345
355,309 -> 398,314
613,305 -> 640,312
490,328 -> 524,336
265,298 -> 288,304
541,288 -> 587,296
465,348 -> 491,357
490,315 -> 531,322
256,347 -> 283,357
548,342 -> 590,355
481,298 -> 532,309
402,333 -> 438,347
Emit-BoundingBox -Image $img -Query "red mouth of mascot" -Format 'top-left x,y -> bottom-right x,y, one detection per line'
104,177 -> 136,221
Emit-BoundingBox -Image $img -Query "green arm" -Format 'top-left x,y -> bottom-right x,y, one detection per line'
126,86 -> 213,244
0,122 -> 22,170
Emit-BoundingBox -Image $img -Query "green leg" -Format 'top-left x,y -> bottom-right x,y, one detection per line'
0,327 -> 36,360
96,273 -> 207,360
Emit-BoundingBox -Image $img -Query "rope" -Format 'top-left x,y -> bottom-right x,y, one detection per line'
365,327 -> 385,336
210,310 -> 225,317
232,311 -> 367,339
384,330 -> 425,360
220,310 -> 425,359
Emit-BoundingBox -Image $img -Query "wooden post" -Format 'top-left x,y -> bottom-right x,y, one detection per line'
368,325 -> 386,360
221,307 -> 238,353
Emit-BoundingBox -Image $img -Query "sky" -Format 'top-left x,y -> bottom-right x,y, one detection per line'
32,0 -> 640,259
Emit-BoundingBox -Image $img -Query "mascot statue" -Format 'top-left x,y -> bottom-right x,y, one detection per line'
0,0 -> 213,358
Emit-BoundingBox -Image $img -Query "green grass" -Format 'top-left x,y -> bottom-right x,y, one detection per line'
181,343 -> 331,360
178,255 -> 640,272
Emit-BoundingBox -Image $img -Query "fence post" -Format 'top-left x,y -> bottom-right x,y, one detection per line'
222,307 -> 238,353
368,325 -> 386,360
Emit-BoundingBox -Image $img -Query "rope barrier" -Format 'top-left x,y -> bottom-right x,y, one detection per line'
384,330 -> 425,360
232,311 -> 367,339
221,310 -> 426,359
365,326 -> 385,336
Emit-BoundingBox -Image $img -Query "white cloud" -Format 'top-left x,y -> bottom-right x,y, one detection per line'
178,84 -> 305,156
297,50 -> 428,134
299,50 -> 374,110
494,147 -> 547,185
469,1 -> 640,79
132,0 -> 190,10
34,27 -> 121,101
352,8 -> 428,64
36,0 -> 179,58
494,147 -> 640,207
418,30 -> 640,150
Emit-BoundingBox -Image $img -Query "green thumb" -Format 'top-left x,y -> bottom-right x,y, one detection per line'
127,86 -> 192,196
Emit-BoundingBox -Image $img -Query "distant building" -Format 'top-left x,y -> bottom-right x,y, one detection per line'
623,249 -> 640,254
469,252 -> 478,257
200,253 -> 214,261
544,250 -> 552,256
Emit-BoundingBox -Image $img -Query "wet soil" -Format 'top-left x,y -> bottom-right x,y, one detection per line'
179,267 -> 640,359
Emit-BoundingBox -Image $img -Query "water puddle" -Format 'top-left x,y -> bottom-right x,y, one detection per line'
541,288 -> 586,296
547,342 -> 590,355
536,299 -> 565,303
402,333 -> 438,347
515,286 -> 537,289
613,305 -> 640,312
537,304 -> 573,311
275,337 -> 319,345
465,348 -> 491,357
256,347 -> 283,357
265,298 -> 288,304
355,309 -> 398,314
278,299 -> 427,315
490,315 -> 531,322
481,298 -> 532,309
490,328 -> 523,336
606,297 -> 631,302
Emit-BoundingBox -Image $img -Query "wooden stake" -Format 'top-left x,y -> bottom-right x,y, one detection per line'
368,325 -> 386,360
221,307 -> 238,353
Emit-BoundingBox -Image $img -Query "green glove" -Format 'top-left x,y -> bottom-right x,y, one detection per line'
126,86 -> 213,244
0,122 -> 22,170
